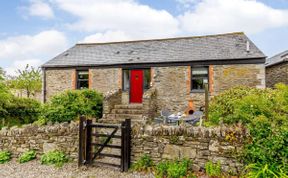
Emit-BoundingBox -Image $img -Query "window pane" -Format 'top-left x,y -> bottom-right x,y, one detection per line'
78,71 -> 89,79
192,79 -> 204,90
123,70 -> 130,91
78,81 -> 88,89
192,68 -> 208,75
144,69 -> 151,89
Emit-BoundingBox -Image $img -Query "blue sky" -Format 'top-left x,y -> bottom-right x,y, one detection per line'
0,0 -> 288,75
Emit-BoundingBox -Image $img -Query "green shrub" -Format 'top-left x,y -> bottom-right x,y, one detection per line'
33,116 -> 47,126
5,97 -> 42,126
132,154 -> 154,172
208,83 -> 288,175
244,163 -> 287,178
0,151 -> 11,164
209,84 -> 288,126
40,151 -> 68,167
44,89 -> 103,123
155,158 -> 193,178
19,150 -> 36,163
205,161 -> 221,177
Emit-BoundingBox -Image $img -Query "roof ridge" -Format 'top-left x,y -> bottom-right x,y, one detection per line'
76,32 -> 245,46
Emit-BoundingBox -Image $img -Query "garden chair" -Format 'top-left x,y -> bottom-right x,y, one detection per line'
154,108 -> 171,124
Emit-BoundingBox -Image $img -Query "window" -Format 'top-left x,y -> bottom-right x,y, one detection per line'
77,70 -> 89,89
123,69 -> 130,91
144,69 -> 151,89
191,67 -> 208,92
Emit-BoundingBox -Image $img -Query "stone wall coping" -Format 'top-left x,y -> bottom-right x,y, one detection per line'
0,121 -> 79,136
132,124 -> 249,140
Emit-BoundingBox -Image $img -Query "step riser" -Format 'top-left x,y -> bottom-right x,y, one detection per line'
106,114 -> 143,120
111,109 -> 143,115
114,104 -> 143,109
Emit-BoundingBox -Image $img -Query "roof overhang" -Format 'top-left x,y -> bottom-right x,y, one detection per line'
42,57 -> 266,70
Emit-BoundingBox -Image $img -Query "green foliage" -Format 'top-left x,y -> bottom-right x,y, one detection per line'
205,161 -> 222,177
0,151 -> 11,164
7,64 -> 42,98
0,68 -> 12,120
244,163 -> 287,178
155,158 -> 193,178
40,151 -> 68,167
44,89 -> 103,123
209,83 -> 288,176
132,154 -> 154,172
19,150 -> 36,163
209,84 -> 288,126
33,116 -> 47,126
5,97 -> 42,126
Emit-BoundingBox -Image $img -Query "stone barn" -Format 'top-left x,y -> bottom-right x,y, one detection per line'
41,32 -> 266,121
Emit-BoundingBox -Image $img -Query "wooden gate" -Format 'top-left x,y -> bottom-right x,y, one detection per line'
78,116 -> 131,172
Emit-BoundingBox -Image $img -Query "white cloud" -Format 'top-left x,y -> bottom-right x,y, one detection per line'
5,59 -> 42,76
81,30 -> 132,43
0,30 -> 68,76
51,0 -> 180,39
26,0 -> 54,19
178,0 -> 288,34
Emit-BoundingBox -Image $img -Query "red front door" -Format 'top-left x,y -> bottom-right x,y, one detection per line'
130,70 -> 143,103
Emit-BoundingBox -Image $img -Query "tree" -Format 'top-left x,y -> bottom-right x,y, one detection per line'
8,65 -> 42,98
0,67 -> 12,121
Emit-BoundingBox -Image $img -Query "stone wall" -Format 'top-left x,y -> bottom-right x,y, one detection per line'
45,69 -> 75,100
213,64 -> 265,94
0,121 -> 248,174
0,122 -> 78,159
44,64 -> 265,114
266,62 -> 288,88
153,64 -> 265,113
90,68 -> 121,93
132,124 -> 247,174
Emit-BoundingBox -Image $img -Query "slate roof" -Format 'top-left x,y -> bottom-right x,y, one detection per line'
266,50 -> 288,67
42,32 -> 265,68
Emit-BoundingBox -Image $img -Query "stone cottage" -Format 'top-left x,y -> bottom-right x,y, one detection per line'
42,32 -> 265,121
266,50 -> 288,88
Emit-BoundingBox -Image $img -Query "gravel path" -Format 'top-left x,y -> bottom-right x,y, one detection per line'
0,159 -> 154,178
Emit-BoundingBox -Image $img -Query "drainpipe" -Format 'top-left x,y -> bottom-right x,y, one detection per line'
42,67 -> 47,103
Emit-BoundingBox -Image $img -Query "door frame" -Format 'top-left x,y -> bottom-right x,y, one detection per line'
122,67 -> 150,104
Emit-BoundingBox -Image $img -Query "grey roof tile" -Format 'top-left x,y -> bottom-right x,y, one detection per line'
42,32 -> 265,68
266,50 -> 288,67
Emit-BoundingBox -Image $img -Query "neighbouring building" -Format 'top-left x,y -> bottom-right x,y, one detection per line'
266,50 -> 288,88
42,32 -> 266,121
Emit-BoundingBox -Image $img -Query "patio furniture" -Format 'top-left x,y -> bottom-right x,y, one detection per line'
167,113 -> 181,125
183,111 -> 203,125
154,108 -> 172,124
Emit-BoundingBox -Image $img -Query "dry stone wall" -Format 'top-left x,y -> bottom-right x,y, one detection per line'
131,124 -> 247,174
0,122 -> 78,159
0,121 -> 247,174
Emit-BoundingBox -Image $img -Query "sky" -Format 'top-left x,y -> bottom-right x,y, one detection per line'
0,0 -> 288,76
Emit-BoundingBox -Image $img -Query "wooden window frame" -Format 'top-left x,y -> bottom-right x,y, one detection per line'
76,70 -> 89,89
191,66 -> 209,93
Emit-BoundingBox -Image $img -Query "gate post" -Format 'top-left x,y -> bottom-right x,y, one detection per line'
121,119 -> 131,172
121,121 -> 125,172
85,119 -> 92,165
78,115 -> 86,167
126,119 -> 131,169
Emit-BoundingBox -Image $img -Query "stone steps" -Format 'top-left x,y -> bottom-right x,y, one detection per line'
105,114 -> 143,120
103,104 -> 144,123
111,108 -> 144,115
114,104 -> 143,109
